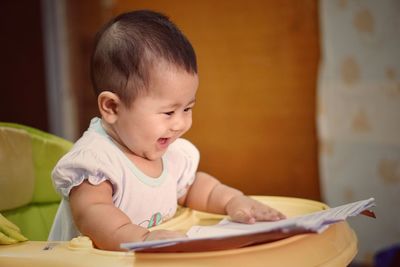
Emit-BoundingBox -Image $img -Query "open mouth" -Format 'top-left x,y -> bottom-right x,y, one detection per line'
157,137 -> 170,146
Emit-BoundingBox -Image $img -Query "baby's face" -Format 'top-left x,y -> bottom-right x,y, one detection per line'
114,64 -> 198,161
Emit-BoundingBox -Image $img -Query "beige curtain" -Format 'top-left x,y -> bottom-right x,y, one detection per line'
318,0 -> 400,263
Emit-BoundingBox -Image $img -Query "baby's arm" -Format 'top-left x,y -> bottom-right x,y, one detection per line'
70,180 -> 185,251
179,172 -> 285,223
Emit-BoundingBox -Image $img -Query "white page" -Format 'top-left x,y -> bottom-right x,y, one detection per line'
187,197 -> 375,238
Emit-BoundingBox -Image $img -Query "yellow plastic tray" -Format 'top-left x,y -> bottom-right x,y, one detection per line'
0,196 -> 357,267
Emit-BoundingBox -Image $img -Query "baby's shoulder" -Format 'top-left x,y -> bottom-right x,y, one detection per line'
60,131 -> 117,165
166,138 -> 200,159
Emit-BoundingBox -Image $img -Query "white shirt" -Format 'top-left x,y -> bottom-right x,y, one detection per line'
48,118 -> 199,241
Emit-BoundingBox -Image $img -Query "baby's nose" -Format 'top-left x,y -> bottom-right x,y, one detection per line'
171,114 -> 186,132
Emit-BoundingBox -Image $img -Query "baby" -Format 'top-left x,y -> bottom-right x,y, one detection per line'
48,10 -> 285,251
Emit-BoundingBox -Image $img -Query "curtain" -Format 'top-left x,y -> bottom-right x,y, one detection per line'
318,0 -> 400,263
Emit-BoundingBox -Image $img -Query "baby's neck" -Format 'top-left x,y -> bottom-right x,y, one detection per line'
101,119 -> 163,178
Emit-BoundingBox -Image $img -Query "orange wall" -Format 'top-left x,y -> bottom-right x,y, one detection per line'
69,0 -> 320,199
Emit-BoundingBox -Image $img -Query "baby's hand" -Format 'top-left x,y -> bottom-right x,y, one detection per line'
144,229 -> 187,241
225,195 -> 286,224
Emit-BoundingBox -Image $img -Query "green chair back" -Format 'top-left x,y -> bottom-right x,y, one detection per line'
0,122 -> 72,240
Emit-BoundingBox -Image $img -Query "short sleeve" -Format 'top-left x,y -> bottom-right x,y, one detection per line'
52,147 -> 120,198
166,138 -> 200,198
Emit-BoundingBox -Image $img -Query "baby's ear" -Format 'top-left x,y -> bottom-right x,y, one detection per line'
98,91 -> 120,124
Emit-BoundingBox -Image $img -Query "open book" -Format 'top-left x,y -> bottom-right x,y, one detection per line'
121,198 -> 376,253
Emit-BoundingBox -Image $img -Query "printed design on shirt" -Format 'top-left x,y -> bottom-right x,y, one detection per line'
139,212 -> 162,228
138,209 -> 174,229
149,212 -> 162,228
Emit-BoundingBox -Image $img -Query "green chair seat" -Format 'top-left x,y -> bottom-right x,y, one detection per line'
0,122 -> 72,241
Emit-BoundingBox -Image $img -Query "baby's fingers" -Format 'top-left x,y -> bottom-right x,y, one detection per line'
231,210 -> 256,224
253,206 -> 286,221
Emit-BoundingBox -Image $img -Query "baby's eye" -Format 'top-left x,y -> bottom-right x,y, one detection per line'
184,107 -> 192,112
164,111 -> 174,116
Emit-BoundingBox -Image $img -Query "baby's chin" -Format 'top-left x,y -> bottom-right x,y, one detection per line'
142,150 -> 167,162
137,138 -> 178,161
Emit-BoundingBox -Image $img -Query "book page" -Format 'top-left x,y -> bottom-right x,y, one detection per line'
187,197 -> 375,238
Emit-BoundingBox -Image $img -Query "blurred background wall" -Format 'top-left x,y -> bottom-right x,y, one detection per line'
0,0 -> 398,265
318,0 -> 400,263
0,1 -> 48,131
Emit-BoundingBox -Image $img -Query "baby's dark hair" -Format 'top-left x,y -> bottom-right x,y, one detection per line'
90,10 -> 197,106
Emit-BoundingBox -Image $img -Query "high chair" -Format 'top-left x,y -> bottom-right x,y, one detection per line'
0,122 -> 358,266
